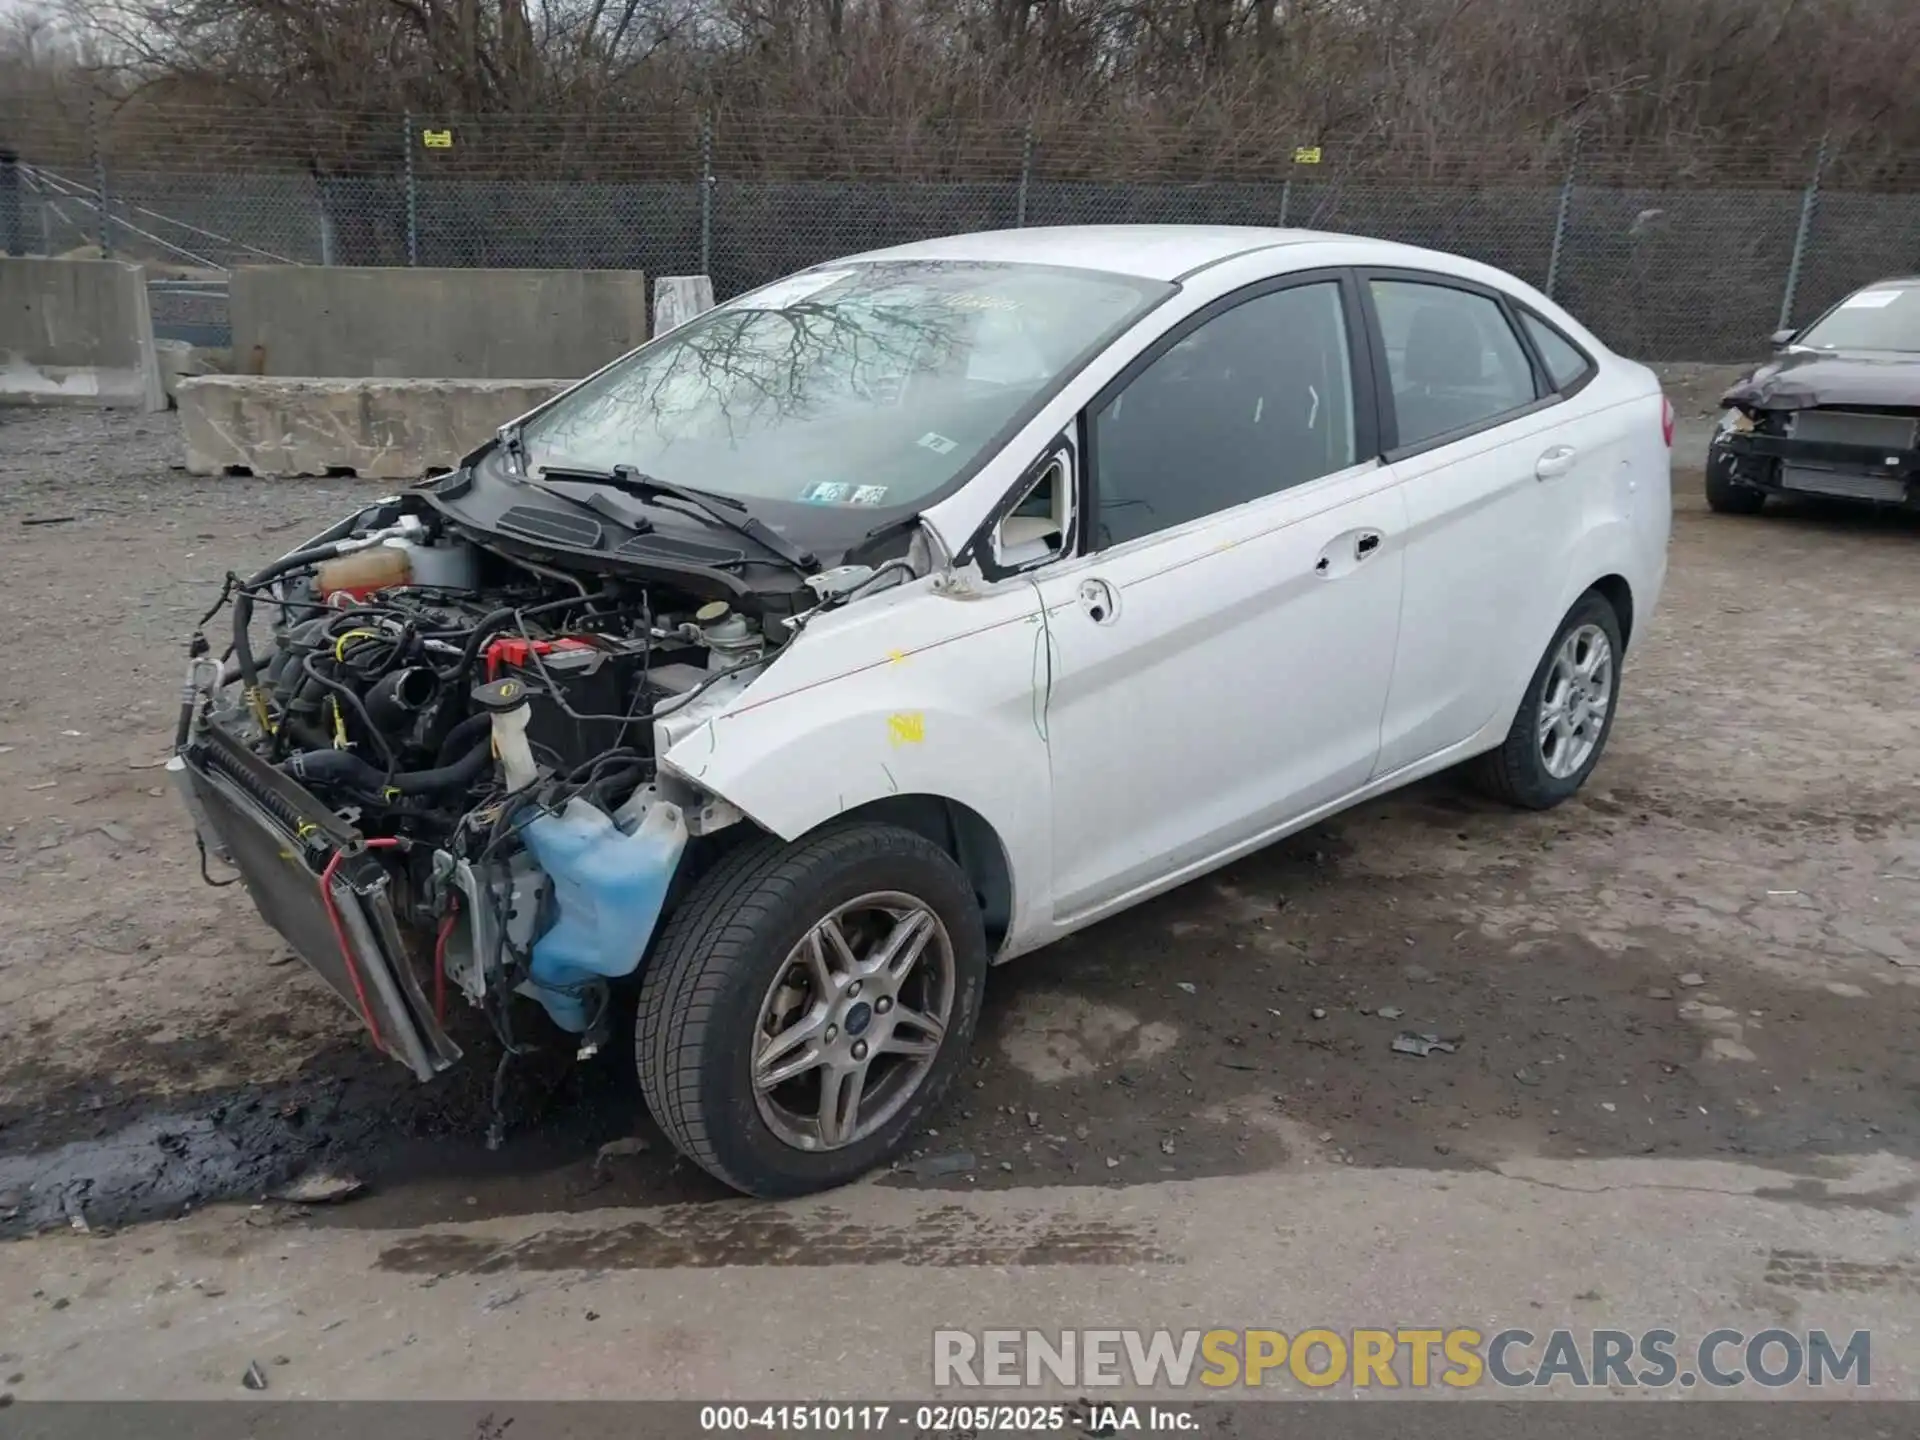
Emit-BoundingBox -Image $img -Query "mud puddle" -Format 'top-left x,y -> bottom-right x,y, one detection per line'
0,1023 -> 712,1238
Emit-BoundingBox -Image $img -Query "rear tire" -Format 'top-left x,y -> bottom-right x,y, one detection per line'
1471,591 -> 1625,811
1705,454 -> 1767,515
635,821 -> 987,1197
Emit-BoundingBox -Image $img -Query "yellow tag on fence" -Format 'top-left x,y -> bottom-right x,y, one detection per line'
422,129 -> 454,149
1293,146 -> 1323,164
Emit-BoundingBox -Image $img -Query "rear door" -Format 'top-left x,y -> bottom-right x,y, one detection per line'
1361,271 -> 1591,775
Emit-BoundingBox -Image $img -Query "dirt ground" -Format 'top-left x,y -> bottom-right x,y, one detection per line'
1,397 -> 1917,1250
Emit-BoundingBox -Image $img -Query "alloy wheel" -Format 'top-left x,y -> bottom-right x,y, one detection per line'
751,891 -> 956,1151
1537,622 -> 1614,779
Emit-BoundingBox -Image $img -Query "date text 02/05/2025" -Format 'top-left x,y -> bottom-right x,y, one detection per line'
698,1403 -> 1177,1434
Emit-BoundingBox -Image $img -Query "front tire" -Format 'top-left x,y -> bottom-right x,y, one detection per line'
1705,453 -> 1768,515
1471,592 -> 1625,811
635,821 -> 987,1197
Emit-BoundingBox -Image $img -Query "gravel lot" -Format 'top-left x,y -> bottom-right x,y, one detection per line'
1,399 -> 1917,1240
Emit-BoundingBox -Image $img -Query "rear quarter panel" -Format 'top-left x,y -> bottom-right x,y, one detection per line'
1503,358 -> 1670,728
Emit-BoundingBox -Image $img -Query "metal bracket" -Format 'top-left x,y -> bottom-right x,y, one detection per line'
687,795 -> 745,835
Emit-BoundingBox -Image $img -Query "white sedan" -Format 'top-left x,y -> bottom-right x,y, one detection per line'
179,226 -> 1672,1196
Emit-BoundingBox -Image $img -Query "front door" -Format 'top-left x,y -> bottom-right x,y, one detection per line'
1033,275 -> 1408,923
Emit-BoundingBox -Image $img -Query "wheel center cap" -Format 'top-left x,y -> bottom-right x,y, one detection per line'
844,1001 -> 874,1037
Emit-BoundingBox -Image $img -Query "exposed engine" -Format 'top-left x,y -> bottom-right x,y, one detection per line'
172,493 -> 775,1091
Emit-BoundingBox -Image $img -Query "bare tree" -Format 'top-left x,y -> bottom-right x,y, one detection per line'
8,0 -> 1918,183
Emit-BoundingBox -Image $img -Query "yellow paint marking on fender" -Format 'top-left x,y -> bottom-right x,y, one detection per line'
888,712 -> 926,746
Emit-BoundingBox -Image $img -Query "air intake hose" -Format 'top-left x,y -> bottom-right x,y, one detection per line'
284,738 -> 493,796
364,666 -> 440,734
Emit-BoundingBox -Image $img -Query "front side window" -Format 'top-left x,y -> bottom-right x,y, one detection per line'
1089,281 -> 1357,549
1371,279 -> 1539,448
518,261 -> 1170,515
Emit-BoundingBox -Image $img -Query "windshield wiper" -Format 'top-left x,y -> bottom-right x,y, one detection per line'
539,463 -> 817,573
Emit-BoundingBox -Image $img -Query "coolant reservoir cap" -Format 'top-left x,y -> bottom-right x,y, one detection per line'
695,601 -> 731,626
471,676 -> 536,713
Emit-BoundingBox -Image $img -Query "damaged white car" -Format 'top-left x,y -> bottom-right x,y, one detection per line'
173,226 -> 1672,1196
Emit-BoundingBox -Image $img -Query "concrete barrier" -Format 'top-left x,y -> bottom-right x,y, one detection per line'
0,257 -> 165,410
153,338 -> 220,406
230,266 -> 649,379
653,275 -> 716,335
176,375 -> 565,479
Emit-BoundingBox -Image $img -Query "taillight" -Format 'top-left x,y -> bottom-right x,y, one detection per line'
1660,394 -> 1675,449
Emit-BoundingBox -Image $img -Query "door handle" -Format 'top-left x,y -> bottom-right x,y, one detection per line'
1535,445 -> 1578,480
1077,577 -> 1119,624
1316,530 -> 1387,578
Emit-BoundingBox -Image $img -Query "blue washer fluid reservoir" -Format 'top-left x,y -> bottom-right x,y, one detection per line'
518,796 -> 689,1032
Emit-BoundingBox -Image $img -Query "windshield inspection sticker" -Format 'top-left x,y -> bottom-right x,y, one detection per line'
851,485 -> 889,505
942,292 -> 1019,312
918,432 -> 958,455
800,482 -> 851,503
1841,290 -> 1903,309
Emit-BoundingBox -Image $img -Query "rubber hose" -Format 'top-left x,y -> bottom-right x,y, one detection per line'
433,712 -> 494,768
447,606 -> 529,682
365,666 -> 439,734
284,738 -> 493,797
232,542 -> 353,702
280,717 -> 332,754
584,762 -> 649,809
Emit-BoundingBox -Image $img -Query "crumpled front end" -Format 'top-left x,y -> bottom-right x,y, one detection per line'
170,491 -> 776,1077
1710,357 -> 1920,506
173,723 -> 462,1079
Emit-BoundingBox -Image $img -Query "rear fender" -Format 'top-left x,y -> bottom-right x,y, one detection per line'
1498,522 -> 1650,733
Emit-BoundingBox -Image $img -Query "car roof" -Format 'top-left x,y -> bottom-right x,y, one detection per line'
840,225 -> 1405,282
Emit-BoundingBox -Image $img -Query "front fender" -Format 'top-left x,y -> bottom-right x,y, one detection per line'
660,579 -> 1056,942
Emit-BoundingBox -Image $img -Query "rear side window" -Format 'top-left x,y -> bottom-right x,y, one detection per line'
1370,279 -> 1539,448
1520,312 -> 1594,392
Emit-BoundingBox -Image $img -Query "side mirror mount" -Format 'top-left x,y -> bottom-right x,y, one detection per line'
1768,328 -> 1798,350
991,451 -> 1075,572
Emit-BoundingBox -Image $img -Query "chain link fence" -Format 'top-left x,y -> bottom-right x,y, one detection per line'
3,101 -> 1918,360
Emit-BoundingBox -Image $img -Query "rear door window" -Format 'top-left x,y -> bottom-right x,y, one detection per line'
1519,311 -> 1595,393
1370,279 -> 1541,449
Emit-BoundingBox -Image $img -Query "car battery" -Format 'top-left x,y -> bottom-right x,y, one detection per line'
485,639 -> 645,769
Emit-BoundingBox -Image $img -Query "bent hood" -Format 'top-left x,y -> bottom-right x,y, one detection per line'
1723,351 -> 1920,411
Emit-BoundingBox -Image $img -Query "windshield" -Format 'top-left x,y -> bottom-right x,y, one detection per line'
518,260 -> 1171,511
1797,284 -> 1920,353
